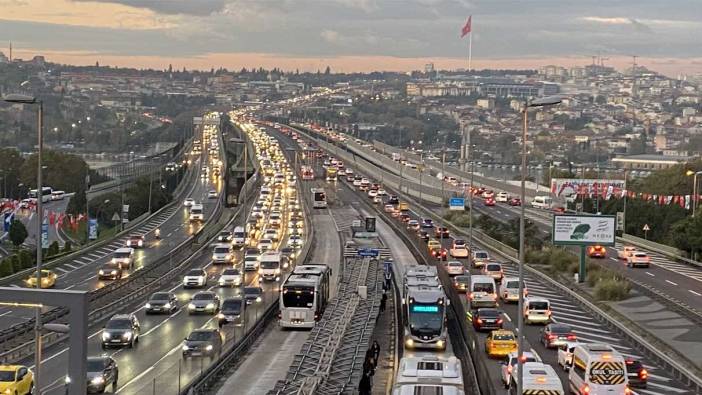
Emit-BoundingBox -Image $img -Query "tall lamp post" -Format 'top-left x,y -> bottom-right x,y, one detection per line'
517,96 -> 561,395
3,92 -> 44,394
686,170 -> 702,217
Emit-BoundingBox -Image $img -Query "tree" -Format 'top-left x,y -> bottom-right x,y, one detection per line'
9,220 -> 28,247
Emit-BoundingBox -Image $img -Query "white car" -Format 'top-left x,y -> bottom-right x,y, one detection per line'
500,351 -> 540,388
218,268 -> 242,287
368,189 -> 378,198
445,260 -> 465,276
269,212 -> 283,226
495,192 -> 509,203
183,198 -> 195,207
263,229 -> 279,242
288,234 -> 303,248
211,244 -> 234,264
258,238 -> 273,251
182,269 -> 207,288
618,246 -> 637,259
449,239 -> 469,258
557,341 -> 580,371
377,188 -> 387,196
207,190 -> 218,199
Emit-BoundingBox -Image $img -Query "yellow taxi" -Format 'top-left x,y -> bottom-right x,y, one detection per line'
24,270 -> 57,289
485,329 -> 517,358
427,239 -> 442,254
0,365 -> 34,395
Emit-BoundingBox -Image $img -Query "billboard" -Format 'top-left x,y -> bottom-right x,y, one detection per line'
552,214 -> 616,246
551,178 -> 626,199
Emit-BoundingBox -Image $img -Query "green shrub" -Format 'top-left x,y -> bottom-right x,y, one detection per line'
10,255 -> 22,273
594,278 -> 631,301
18,250 -> 33,269
62,241 -> 72,253
0,260 -> 13,277
47,241 -> 60,257
549,249 -> 576,273
526,249 -> 550,265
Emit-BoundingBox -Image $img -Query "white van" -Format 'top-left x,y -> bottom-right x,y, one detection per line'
259,252 -> 287,281
468,275 -> 497,308
499,277 -> 527,303
232,226 -> 246,247
189,204 -> 204,222
111,247 -> 134,269
509,362 -> 564,395
531,195 -> 553,209
568,344 -> 629,395
523,297 -> 551,324
51,190 -> 65,201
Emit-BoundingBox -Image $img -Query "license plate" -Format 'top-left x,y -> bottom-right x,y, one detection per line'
191,352 -> 201,356
111,340 -> 121,343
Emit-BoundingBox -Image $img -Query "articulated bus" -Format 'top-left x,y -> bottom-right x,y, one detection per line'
279,264 -> 331,328
301,165 -> 315,181
29,187 -> 53,203
311,188 -> 327,208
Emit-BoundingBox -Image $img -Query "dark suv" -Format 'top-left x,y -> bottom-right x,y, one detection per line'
86,356 -> 118,393
182,329 -> 223,358
101,314 -> 140,349
625,358 -> 648,388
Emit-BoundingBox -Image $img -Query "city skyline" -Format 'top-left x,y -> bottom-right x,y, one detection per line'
1,0 -> 702,75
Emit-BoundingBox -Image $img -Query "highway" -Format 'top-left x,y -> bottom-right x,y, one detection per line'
300,127 -> 697,395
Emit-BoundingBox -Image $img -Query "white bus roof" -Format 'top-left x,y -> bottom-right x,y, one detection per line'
396,356 -> 462,383
404,265 -> 437,278
292,265 -> 329,276
284,273 -> 323,287
406,287 -> 446,303
405,277 -> 441,289
393,385 -> 464,395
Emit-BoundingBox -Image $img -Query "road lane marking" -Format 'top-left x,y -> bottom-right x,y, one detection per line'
645,272 -> 655,277
690,290 -> 701,296
665,280 -> 678,286
609,257 -> 618,262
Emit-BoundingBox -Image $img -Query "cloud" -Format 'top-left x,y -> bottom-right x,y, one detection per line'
321,29 -> 340,43
74,0 -> 230,16
582,16 -> 652,33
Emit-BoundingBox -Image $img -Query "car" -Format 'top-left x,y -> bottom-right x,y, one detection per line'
434,227 -> 450,238
625,358 -> 648,388
421,218 -> 434,229
499,277 -> 527,303
367,189 -> 378,198
183,198 -> 195,207
427,239 -> 441,253
446,260 -> 465,276
552,206 -> 566,213
618,246 -> 637,259
399,213 -> 411,223
452,275 -> 470,293
182,268 -> 208,288
0,365 -> 33,395
263,228 -> 280,242
243,286 -> 264,304
377,188 -> 387,196
390,209 -> 401,218
449,239 -> 469,258
628,252 -> 650,268
484,197 -> 496,206
145,292 -> 178,314
388,196 -> 400,205
557,341 -> 580,371
432,247 -> 448,261
101,314 -> 140,349
111,247 -> 134,269
500,351 -> 540,388
212,244 -> 234,264
587,245 -> 606,258
289,234 -> 303,248
472,250 -> 490,268
541,323 -> 576,348
258,238 -> 273,251
182,328 -> 223,358
24,269 -> 57,288
19,199 -> 32,209
126,234 -> 145,248
372,195 -> 382,204
495,192 -> 509,202
244,248 -> 261,271
98,262 -> 123,281
470,308 -> 504,331
217,231 -> 233,243
86,356 -> 118,394
417,231 -> 430,242
508,198 -> 521,206
485,329 -> 517,358
482,190 -> 495,199
482,262 -> 504,282
188,291 -> 220,314
406,219 -> 419,230
217,297 -> 245,326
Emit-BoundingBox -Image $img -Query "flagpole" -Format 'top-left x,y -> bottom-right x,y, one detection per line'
468,31 -> 472,71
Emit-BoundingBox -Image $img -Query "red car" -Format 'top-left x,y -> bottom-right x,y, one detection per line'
508,198 -> 521,206
587,245 -> 606,258
485,198 -> 496,206
552,206 -> 566,213
431,248 -> 448,261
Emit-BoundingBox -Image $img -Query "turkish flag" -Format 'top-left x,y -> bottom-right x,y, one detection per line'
461,16 -> 472,38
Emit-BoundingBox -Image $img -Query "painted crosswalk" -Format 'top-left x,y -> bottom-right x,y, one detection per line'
502,265 -> 691,395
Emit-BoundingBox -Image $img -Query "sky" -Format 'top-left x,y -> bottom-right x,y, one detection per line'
1,0 -> 702,75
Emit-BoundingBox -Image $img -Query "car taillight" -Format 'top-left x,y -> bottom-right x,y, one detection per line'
507,365 -> 512,373
567,334 -> 577,340
468,293 -> 474,300
624,387 -> 631,395
546,310 -> 552,316
640,369 -> 648,379
548,334 -> 556,340
581,385 -> 590,394
496,319 -> 503,324
476,318 -> 483,324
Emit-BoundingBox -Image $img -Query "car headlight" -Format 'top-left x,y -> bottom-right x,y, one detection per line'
163,303 -> 171,309
138,241 -> 143,246
275,269 -> 281,274
217,313 -> 224,319
122,332 -> 132,340
188,303 -> 196,309
183,278 -> 188,285
111,258 -> 117,264
145,303 -> 151,309
205,345 -> 213,351
258,269 -> 264,274
256,296 -> 262,302
111,270 -> 117,275
182,345 -> 189,351
99,270 -> 105,275
206,303 -> 215,310
91,376 -> 105,385
102,332 -> 110,341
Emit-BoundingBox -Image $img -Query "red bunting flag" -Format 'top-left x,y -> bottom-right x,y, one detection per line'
460,16 -> 472,38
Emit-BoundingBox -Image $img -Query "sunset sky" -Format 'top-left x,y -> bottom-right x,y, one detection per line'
2,0 -> 702,75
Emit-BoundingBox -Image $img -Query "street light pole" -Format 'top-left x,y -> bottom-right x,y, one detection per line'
517,96 -> 561,395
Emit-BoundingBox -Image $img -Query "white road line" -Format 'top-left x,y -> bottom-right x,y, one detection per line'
609,257 -> 618,262
64,263 -> 77,270
645,272 -> 655,277
665,280 -> 678,286
0,310 -> 13,317
55,267 -> 69,273
690,290 -> 701,296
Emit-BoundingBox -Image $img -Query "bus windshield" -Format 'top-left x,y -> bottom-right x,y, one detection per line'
314,192 -> 326,201
282,286 -> 315,308
408,303 -> 444,332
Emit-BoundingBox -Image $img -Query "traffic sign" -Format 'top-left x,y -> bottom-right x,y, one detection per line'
111,213 -> 121,222
449,197 -> 465,211
616,212 -> 624,231
642,224 -> 650,231
357,248 -> 379,257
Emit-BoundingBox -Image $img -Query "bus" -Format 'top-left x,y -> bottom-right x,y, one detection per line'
301,165 -> 315,181
279,264 -> 331,328
393,356 -> 464,395
311,188 -> 327,208
404,278 -> 448,350
29,187 -> 53,203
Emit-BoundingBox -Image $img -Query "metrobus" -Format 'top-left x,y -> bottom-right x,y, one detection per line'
301,165 -> 315,181
311,188 -> 327,208
29,187 -> 53,203
404,285 -> 448,350
279,264 -> 331,328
